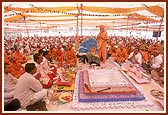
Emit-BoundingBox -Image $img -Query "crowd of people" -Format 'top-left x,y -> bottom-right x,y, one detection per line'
3,26 -> 164,111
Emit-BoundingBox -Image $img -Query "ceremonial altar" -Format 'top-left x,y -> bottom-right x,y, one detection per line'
46,60 -> 164,112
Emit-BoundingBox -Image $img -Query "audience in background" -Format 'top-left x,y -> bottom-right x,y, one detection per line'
3,35 -> 165,110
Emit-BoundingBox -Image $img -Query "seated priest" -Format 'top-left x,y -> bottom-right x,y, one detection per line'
12,47 -> 28,64
115,43 -> 128,64
41,51 -> 57,75
8,56 -> 25,78
4,50 -> 10,64
33,53 -> 54,88
63,44 -> 77,67
87,46 -> 100,66
55,44 -> 64,67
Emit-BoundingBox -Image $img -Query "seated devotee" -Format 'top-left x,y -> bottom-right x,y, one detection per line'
33,53 -> 54,88
139,39 -> 148,52
87,46 -> 100,66
14,63 -> 47,110
125,43 -> 133,56
63,44 -> 77,67
54,44 -> 64,67
8,47 -> 15,57
62,39 -> 68,50
41,51 -> 57,75
8,56 -> 25,78
141,45 -> 155,69
4,63 -> 18,106
38,48 -> 52,63
38,49 -> 44,56
127,46 -> 142,65
142,50 -> 163,78
157,40 -> 164,55
150,52 -> 164,83
22,45 -> 30,57
140,46 -> 153,64
107,41 -> 116,59
12,47 -> 28,64
48,45 -> 56,61
148,44 -> 157,53
4,50 -> 10,64
115,44 -> 128,64
68,43 -> 76,55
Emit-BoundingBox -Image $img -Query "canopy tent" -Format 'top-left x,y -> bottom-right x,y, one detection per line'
3,2 -> 165,38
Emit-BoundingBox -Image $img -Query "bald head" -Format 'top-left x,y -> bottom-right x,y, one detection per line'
99,25 -> 105,32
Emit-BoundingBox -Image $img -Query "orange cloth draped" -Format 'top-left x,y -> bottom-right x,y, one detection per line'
64,49 -> 77,67
9,61 -> 25,78
4,52 -> 10,64
97,31 -> 109,62
48,48 -> 56,59
55,49 -> 64,67
12,51 -> 28,64
115,48 -> 128,63
140,51 -> 151,63
108,46 -> 116,58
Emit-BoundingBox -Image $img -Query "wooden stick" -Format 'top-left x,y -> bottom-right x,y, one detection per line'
97,87 -> 111,93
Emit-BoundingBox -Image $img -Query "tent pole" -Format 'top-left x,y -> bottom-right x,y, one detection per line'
77,16 -> 78,36
112,21 -> 114,36
131,25 -> 133,34
156,17 -> 163,42
24,16 -> 29,38
75,4 -> 79,51
47,24 -> 49,37
140,29 -> 142,38
76,4 -> 79,37
127,15 -> 129,36
80,4 -> 83,37
145,22 -> 148,39
40,22 -> 42,37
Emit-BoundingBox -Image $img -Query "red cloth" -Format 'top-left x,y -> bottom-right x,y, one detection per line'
48,66 -> 57,80
48,73 -> 54,80
50,66 -> 57,74
42,80 -> 52,88
54,76 -> 73,86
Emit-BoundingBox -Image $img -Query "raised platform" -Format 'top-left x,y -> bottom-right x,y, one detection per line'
78,70 -> 145,102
